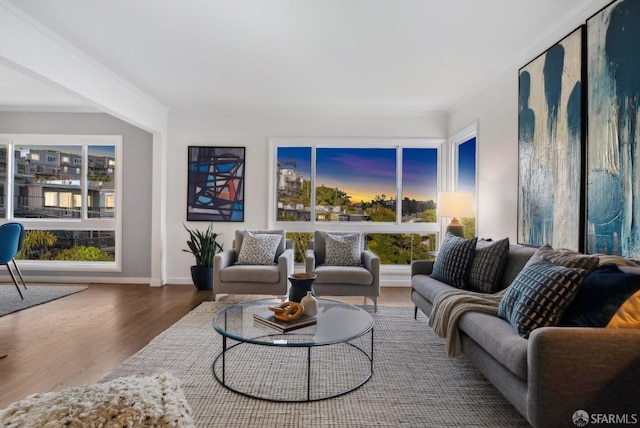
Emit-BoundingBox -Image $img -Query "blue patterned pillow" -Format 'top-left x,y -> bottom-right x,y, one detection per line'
431,233 -> 477,289
498,257 -> 588,338
467,238 -> 510,293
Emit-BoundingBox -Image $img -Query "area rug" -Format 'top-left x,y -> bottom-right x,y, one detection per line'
102,302 -> 529,427
0,285 -> 88,317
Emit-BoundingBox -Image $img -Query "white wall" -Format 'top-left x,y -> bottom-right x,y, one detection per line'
447,0 -> 612,242
166,109 -> 448,283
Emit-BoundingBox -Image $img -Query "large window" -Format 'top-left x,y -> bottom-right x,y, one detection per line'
0,134 -> 122,270
452,133 -> 477,238
272,138 -> 442,265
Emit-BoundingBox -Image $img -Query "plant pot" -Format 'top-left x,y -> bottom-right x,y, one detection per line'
190,266 -> 214,290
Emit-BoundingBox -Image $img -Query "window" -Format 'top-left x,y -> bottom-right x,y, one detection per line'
0,135 -> 122,270
450,128 -> 477,239
272,138 -> 442,265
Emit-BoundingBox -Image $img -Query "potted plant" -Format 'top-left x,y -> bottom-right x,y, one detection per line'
183,223 -> 223,290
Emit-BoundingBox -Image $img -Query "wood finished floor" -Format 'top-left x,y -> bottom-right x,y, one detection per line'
0,283 -> 412,409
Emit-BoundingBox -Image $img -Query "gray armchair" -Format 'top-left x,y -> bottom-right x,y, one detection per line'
305,231 -> 380,311
214,229 -> 294,300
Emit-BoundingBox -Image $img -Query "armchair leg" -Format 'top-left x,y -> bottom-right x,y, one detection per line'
6,264 -> 23,300
414,306 -> 418,319
12,259 -> 27,289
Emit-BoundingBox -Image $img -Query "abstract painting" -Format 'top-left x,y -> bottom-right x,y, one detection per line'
187,146 -> 245,222
586,0 -> 640,257
518,27 -> 584,251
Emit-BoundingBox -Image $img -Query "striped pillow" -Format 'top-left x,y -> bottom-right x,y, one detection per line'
431,233 -> 477,289
498,257 -> 588,338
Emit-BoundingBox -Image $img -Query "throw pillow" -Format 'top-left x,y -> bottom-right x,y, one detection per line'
431,232 -> 478,289
236,230 -> 282,265
560,263 -> 640,327
467,237 -> 510,293
528,244 -> 599,272
498,257 -> 588,338
324,232 -> 363,266
607,290 -> 640,328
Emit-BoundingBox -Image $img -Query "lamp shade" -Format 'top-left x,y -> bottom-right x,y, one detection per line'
436,192 -> 474,219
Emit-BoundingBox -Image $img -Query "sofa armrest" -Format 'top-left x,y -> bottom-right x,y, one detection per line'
363,250 -> 380,285
411,260 -> 434,276
305,249 -> 316,273
527,327 -> 640,428
214,249 -> 237,271
278,247 -> 295,278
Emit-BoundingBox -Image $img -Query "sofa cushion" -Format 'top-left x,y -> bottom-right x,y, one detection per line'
528,244 -> 600,272
467,238 -> 510,293
220,264 -> 280,283
324,232 -> 363,266
411,274 -> 459,315
458,311 -> 529,381
560,263 -> 640,327
498,257 -> 588,338
314,265 -> 373,285
236,230 -> 282,265
431,233 -> 477,289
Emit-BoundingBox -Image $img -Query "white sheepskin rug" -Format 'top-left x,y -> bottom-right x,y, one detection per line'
0,373 -> 194,427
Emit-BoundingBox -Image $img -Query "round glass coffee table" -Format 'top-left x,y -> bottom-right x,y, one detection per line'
212,298 -> 374,402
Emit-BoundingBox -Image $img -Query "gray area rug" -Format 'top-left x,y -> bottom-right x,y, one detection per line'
0,285 -> 88,317
102,302 -> 529,427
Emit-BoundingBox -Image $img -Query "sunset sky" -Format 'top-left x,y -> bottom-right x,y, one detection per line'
277,146 -> 441,203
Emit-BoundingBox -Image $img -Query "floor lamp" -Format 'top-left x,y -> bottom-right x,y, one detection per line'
436,192 -> 474,238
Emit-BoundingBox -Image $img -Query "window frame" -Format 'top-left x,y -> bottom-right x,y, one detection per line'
269,136 -> 444,236
0,134 -> 123,272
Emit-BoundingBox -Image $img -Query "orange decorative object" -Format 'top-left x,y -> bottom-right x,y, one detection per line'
268,301 -> 304,322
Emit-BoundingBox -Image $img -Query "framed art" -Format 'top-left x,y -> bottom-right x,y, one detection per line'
187,146 -> 245,222
517,26 -> 584,251
586,0 -> 640,257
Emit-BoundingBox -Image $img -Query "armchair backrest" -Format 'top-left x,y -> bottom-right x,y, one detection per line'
312,231 -> 365,265
234,229 -> 287,260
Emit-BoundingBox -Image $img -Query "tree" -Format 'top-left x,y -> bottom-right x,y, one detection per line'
316,185 -> 351,206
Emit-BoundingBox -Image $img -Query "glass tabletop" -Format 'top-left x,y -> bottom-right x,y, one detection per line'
212,298 -> 374,347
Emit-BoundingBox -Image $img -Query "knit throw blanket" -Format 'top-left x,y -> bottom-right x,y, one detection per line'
428,288 -> 507,357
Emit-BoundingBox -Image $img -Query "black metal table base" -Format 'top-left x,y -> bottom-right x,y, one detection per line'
212,329 -> 374,402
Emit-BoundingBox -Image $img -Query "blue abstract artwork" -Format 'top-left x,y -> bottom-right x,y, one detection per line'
587,0 -> 640,257
518,27 -> 584,251
187,146 -> 245,222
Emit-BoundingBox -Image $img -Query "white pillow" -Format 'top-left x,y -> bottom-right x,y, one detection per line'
324,232 -> 363,266
236,230 -> 282,265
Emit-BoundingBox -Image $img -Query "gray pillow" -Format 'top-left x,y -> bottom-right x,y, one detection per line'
528,244 -> 599,272
498,257 -> 588,338
236,230 -> 282,265
467,238 -> 510,293
324,232 -> 363,266
431,233 -> 477,289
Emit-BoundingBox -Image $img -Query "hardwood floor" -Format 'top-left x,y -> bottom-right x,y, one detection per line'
0,283 -> 412,409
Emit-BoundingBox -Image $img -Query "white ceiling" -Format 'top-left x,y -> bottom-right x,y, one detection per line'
2,0 -> 596,113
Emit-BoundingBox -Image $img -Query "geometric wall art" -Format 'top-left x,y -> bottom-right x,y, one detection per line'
586,0 -> 640,257
187,146 -> 245,222
518,26 -> 584,251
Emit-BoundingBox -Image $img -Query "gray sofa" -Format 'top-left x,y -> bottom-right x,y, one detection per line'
411,243 -> 640,428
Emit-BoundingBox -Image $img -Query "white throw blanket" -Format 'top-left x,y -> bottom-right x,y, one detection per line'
428,288 -> 507,357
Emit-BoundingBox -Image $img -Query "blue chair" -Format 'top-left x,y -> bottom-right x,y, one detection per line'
0,223 -> 25,299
